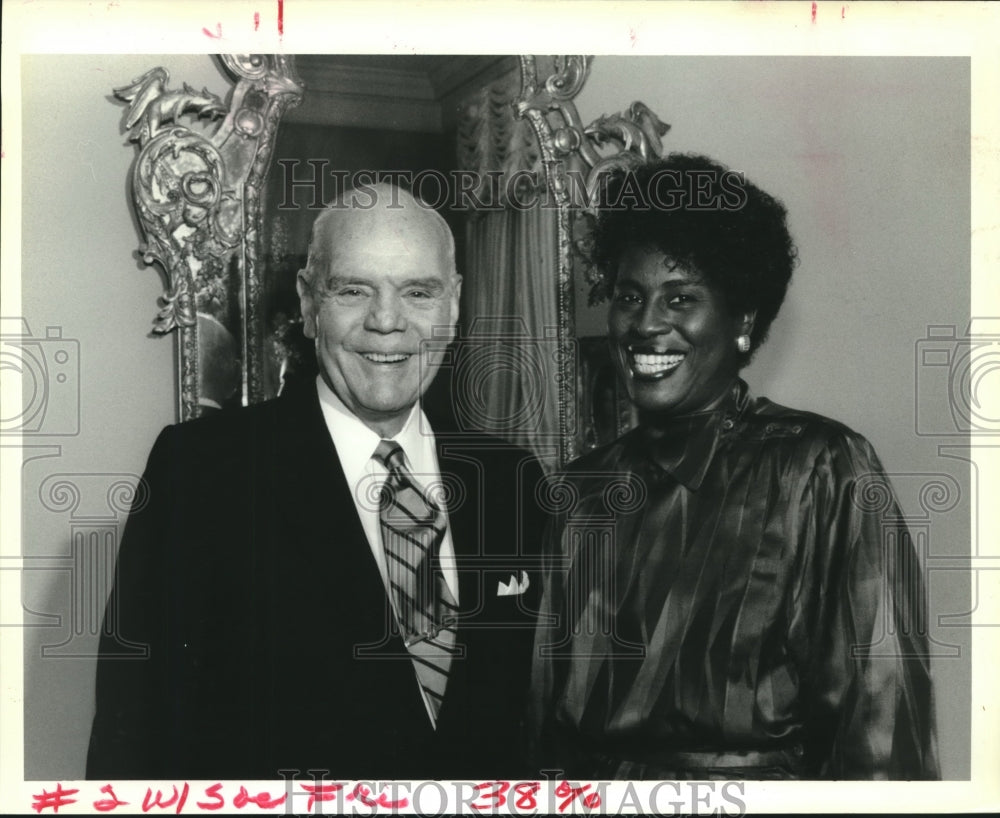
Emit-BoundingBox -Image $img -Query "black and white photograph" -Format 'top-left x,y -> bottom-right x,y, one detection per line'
2,1 -> 998,814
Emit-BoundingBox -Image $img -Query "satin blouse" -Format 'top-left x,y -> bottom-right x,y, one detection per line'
529,382 -> 938,779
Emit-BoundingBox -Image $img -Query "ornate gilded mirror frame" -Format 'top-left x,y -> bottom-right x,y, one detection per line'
114,55 -> 303,420
114,54 -> 667,467
516,56 -> 669,462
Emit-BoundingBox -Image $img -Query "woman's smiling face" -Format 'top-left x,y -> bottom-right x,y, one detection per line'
608,244 -> 747,418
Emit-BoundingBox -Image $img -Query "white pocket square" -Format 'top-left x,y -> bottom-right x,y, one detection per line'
496,571 -> 530,597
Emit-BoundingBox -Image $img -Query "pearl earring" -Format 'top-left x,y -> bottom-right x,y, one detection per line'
736,335 -> 751,353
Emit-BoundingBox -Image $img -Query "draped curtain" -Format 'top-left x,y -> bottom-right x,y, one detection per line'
456,71 -> 561,470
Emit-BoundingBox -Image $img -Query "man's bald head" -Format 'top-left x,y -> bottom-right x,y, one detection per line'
299,183 -> 457,295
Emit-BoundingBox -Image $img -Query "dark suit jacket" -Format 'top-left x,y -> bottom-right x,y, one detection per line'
87,380 -> 547,780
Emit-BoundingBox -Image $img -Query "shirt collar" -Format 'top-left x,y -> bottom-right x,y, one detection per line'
315,376 -> 431,481
633,379 -> 750,491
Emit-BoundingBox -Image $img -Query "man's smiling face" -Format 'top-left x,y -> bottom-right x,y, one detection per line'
298,200 -> 460,437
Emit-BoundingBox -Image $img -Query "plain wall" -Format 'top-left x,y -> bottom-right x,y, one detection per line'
19,54 -> 971,779
19,54 -> 230,779
575,56 -> 971,778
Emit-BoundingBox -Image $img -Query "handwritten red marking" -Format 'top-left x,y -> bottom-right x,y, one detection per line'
203,23 -> 222,39
233,786 -> 287,810
93,784 -> 129,812
345,783 -> 408,809
141,783 -> 189,814
300,783 -> 343,812
514,783 -> 541,810
555,781 -> 601,812
842,5 -> 846,18
471,781 -> 510,810
254,12 -> 260,31
196,784 -> 225,811
628,27 -> 637,47
32,784 -> 79,813
811,1 -> 817,22
277,0 -> 284,35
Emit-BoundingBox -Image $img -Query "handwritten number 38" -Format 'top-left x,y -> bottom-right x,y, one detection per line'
471,781 -> 540,811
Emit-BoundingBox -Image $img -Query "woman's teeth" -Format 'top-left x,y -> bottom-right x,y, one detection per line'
362,352 -> 410,363
631,352 -> 684,376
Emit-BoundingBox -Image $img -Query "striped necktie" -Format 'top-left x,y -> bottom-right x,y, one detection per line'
373,439 -> 459,725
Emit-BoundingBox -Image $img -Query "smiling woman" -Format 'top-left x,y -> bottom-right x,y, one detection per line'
528,154 -> 939,780
608,249 -> 751,417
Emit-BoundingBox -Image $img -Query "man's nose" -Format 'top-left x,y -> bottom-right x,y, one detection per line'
364,291 -> 406,333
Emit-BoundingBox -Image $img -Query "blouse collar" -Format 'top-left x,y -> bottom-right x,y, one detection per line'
632,379 -> 750,491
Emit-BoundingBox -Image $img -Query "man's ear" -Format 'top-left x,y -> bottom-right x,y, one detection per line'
297,273 -> 317,340
450,275 -> 462,327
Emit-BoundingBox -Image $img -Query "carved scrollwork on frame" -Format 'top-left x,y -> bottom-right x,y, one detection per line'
115,69 -> 230,335
516,56 -> 670,462
114,55 -> 303,420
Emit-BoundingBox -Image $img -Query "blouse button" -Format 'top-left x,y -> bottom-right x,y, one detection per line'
792,424 -> 802,434
721,418 -> 734,431
765,423 -> 777,434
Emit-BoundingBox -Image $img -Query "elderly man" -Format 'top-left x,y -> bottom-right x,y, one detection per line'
87,185 -> 546,780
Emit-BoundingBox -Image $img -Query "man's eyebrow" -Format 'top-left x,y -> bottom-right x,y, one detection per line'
399,277 -> 447,291
321,274 -> 450,294
323,274 -> 373,287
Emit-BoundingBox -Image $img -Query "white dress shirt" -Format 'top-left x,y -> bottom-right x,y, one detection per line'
314,375 -> 460,605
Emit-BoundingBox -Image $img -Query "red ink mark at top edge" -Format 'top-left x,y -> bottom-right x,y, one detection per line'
811,1 -> 817,22
203,23 -> 222,39
842,5 -> 846,18
254,11 -> 260,31
278,0 -> 284,36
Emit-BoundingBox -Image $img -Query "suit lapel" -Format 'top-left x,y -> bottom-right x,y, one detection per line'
273,393 -> 487,619
434,436 -> 484,617
271,392 -> 491,738
270,383 -> 391,626
432,434 -> 491,730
